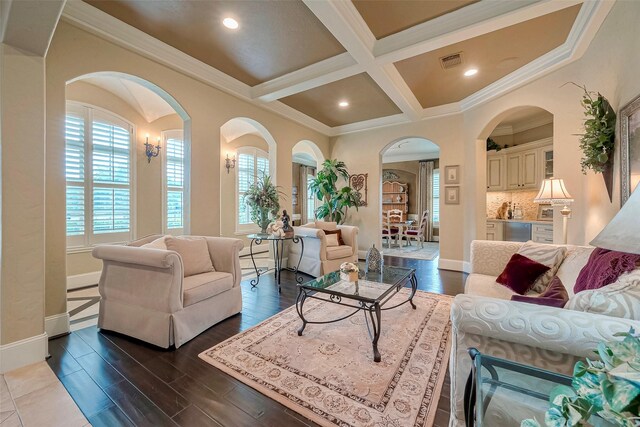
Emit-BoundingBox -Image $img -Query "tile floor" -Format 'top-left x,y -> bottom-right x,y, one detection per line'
1,362 -> 88,427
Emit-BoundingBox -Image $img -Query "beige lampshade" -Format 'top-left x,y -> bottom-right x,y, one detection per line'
534,178 -> 574,205
590,185 -> 640,254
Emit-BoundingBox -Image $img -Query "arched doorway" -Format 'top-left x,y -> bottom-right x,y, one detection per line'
379,137 -> 441,261
476,106 -> 555,243
64,71 -> 190,330
291,140 -> 325,225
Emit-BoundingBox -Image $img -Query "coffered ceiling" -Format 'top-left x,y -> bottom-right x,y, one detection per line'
65,0 -> 613,136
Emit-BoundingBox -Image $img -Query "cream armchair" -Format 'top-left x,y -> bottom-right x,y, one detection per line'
449,240 -> 640,427
92,235 -> 243,349
288,222 -> 359,277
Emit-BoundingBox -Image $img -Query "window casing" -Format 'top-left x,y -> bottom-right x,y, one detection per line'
306,171 -> 316,221
236,147 -> 269,232
432,168 -> 440,225
66,102 -> 134,249
162,129 -> 188,235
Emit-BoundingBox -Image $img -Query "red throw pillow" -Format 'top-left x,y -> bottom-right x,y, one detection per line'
511,276 -> 569,308
574,247 -> 640,294
496,253 -> 551,295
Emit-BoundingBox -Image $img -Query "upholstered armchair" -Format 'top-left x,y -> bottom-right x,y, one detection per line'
92,234 -> 243,349
448,240 -> 640,427
288,221 -> 358,277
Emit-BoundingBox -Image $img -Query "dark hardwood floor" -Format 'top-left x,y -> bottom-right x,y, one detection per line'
48,256 -> 466,427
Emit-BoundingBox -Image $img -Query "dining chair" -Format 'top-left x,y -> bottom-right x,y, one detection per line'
382,210 -> 402,248
403,209 -> 429,248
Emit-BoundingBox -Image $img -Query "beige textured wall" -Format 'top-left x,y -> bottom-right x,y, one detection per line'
492,123 -> 553,148
1,44 -> 46,344
44,21 -> 330,319
220,134 -> 269,247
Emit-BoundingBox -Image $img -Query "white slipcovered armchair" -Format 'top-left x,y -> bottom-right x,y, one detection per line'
92,235 -> 243,349
288,221 -> 358,277
449,240 -> 640,427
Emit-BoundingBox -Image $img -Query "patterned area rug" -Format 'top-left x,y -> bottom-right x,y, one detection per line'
382,242 -> 440,261
199,285 -> 453,427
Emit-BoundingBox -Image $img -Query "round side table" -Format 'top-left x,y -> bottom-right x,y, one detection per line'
247,233 -> 304,292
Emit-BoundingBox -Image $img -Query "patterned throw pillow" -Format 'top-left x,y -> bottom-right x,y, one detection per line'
496,253 -> 551,295
566,269 -> 640,320
511,276 -> 569,308
517,241 -> 567,293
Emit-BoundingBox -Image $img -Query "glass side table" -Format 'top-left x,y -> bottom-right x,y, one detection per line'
247,233 -> 304,292
464,348 -> 616,427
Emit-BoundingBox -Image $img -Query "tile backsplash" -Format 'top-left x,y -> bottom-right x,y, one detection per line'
487,190 -> 539,220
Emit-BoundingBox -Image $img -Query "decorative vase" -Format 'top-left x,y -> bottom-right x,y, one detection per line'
259,209 -> 270,234
365,244 -> 382,273
602,158 -> 614,203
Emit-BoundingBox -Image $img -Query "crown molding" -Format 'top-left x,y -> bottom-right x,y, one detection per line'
61,0 -> 332,136
331,113 -> 409,136
383,151 -> 440,164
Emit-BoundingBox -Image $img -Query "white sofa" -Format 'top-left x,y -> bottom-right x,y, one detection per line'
288,222 -> 358,277
92,235 -> 243,348
449,240 -> 640,427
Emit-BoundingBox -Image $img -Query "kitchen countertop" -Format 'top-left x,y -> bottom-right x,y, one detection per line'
486,218 -> 553,225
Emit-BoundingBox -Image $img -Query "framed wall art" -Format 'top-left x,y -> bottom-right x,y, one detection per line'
620,93 -> 640,205
349,173 -> 368,207
444,165 -> 460,184
444,186 -> 460,205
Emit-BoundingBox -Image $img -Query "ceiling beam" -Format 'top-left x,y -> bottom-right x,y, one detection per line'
303,0 -> 422,120
1,0 -> 66,56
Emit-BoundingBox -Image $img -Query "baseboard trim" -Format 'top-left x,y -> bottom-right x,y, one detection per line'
67,271 -> 101,290
45,313 -> 70,338
0,333 -> 48,373
358,250 -> 367,260
438,258 -> 471,273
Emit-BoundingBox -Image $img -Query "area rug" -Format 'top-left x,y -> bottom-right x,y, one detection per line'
382,242 -> 440,261
199,284 -> 453,427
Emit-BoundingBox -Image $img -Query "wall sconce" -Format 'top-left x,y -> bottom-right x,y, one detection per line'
144,134 -> 161,163
225,153 -> 236,174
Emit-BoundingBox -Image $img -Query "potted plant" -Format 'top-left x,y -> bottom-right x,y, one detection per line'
522,328 -> 640,427
571,83 -> 617,202
243,174 -> 283,234
309,159 -> 361,224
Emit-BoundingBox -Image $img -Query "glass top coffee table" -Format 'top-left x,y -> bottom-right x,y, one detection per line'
295,264 -> 417,362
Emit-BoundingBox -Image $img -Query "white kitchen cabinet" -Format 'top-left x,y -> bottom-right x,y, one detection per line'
532,223 -> 553,244
486,220 -> 504,241
540,146 -> 554,180
506,149 -> 538,189
486,155 -> 506,191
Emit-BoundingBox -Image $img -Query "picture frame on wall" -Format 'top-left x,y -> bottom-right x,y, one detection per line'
620,93 -> 640,205
444,186 -> 460,204
444,165 -> 460,184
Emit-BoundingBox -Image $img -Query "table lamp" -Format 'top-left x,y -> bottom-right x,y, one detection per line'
590,185 -> 640,254
534,178 -> 574,244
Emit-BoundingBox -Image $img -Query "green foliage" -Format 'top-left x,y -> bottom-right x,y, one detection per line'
308,159 -> 360,224
243,174 -> 284,232
522,329 -> 640,427
487,137 -> 503,152
572,83 -> 617,174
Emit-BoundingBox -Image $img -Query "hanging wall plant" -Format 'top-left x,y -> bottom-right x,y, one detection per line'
571,82 -> 617,201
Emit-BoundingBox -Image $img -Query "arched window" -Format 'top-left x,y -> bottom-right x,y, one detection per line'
65,102 -> 134,248
162,129 -> 189,235
237,146 -> 269,232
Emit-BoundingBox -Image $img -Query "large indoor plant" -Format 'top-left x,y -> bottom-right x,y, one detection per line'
522,328 -> 640,427
572,83 -> 617,201
243,174 -> 283,234
309,159 -> 360,224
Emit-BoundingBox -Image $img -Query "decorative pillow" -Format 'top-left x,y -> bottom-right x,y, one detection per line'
325,233 -> 340,247
315,221 -> 338,231
567,269 -> 640,320
324,229 -> 345,245
141,235 -> 168,250
496,253 -> 551,295
165,236 -> 215,277
517,241 -> 567,293
574,247 -> 640,294
511,276 -> 569,308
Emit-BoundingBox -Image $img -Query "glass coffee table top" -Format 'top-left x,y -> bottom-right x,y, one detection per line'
301,263 -> 414,303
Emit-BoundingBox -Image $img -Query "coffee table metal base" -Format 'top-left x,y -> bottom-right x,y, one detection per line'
295,273 -> 417,363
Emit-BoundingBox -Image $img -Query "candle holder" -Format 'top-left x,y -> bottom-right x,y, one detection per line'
144,135 -> 161,163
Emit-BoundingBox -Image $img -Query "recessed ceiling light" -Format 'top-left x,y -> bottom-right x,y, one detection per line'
464,68 -> 478,77
338,101 -> 349,108
223,17 -> 239,30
